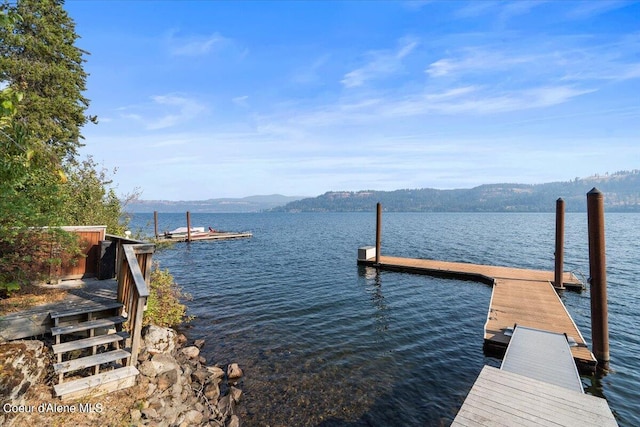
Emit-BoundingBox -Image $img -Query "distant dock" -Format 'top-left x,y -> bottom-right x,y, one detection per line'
152,210 -> 252,243
156,231 -> 252,243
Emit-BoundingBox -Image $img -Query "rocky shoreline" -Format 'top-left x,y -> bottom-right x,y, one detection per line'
0,324 -> 244,427
136,325 -> 244,427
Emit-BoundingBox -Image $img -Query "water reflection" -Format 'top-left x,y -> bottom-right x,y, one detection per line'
358,266 -> 389,332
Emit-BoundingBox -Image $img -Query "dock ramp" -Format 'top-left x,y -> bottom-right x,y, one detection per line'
452,325 -> 617,426
501,325 -> 583,393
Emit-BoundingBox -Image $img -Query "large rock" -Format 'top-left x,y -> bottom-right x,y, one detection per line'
229,386 -> 243,403
204,382 -> 220,401
142,325 -> 177,354
207,365 -> 225,379
183,409 -> 204,425
151,353 -> 181,376
157,368 -> 179,392
0,341 -> 47,407
227,414 -> 241,427
181,345 -> 200,360
227,363 -> 243,379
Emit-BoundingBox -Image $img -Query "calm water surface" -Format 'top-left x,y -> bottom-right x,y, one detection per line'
130,212 -> 639,426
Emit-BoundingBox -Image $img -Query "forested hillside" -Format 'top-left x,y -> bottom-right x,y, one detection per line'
270,171 -> 640,212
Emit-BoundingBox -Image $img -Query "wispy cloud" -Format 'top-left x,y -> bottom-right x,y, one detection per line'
147,95 -> 207,130
341,37 -> 419,88
566,0 -> 633,20
291,54 -> 331,85
425,37 -> 640,86
291,85 -> 593,125
454,0 -> 545,22
118,94 -> 207,130
167,31 -> 231,56
232,95 -> 249,107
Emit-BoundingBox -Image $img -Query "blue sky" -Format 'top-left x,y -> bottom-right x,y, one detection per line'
66,1 -> 640,200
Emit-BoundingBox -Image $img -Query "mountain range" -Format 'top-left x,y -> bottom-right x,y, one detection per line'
127,170 -> 640,213
126,194 -> 304,213
270,170 -> 640,213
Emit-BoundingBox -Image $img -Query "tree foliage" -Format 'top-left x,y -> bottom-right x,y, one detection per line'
60,157 -> 135,236
0,2 -> 130,290
0,0 -> 95,161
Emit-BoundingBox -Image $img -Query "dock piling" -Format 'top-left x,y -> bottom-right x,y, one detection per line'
587,188 -> 610,368
375,203 -> 382,265
554,198 -> 565,290
154,211 -> 159,240
186,211 -> 192,243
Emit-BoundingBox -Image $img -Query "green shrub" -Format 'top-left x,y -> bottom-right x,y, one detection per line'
144,262 -> 192,327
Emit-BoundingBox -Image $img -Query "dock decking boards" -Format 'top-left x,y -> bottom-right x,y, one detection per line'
358,255 -> 596,369
486,279 -> 595,368
451,366 -> 617,427
361,255 -> 583,287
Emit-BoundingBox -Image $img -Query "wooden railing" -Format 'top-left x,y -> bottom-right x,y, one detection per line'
115,242 -> 155,366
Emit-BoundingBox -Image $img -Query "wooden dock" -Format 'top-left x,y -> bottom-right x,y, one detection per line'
451,365 -> 617,426
452,325 -> 617,426
156,231 -> 252,242
357,255 -> 597,371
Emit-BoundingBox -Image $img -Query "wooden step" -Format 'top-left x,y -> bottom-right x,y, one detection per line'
50,300 -> 123,319
54,366 -> 139,401
51,316 -> 126,337
54,349 -> 131,374
52,331 -> 129,355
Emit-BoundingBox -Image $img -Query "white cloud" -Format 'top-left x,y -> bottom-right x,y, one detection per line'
566,0 -> 633,20
232,95 -> 249,107
291,54 -> 332,85
426,50 -> 538,78
117,95 -> 207,130
146,95 -> 207,130
341,37 -> 419,88
168,32 -> 229,56
425,59 -> 454,77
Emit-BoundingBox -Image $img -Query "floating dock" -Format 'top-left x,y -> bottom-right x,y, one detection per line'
357,254 -> 597,371
452,325 -> 617,426
156,231 -> 252,242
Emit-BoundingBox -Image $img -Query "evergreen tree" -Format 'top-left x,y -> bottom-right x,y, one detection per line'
0,0 -> 95,161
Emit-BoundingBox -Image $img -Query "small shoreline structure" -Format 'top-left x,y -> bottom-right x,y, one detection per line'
152,211 -> 252,243
359,189 -> 617,426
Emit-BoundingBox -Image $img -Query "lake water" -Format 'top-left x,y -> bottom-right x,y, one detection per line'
129,212 -> 639,426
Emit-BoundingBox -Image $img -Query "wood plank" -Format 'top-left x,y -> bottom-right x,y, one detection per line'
52,332 -> 129,354
54,366 -> 138,400
54,349 -> 130,374
50,300 -> 122,319
51,316 -> 126,336
367,255 -> 584,287
470,368 -> 616,421
485,279 -> 596,365
452,367 -> 618,426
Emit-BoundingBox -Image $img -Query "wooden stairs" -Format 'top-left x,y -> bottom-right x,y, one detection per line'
50,300 -> 139,400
